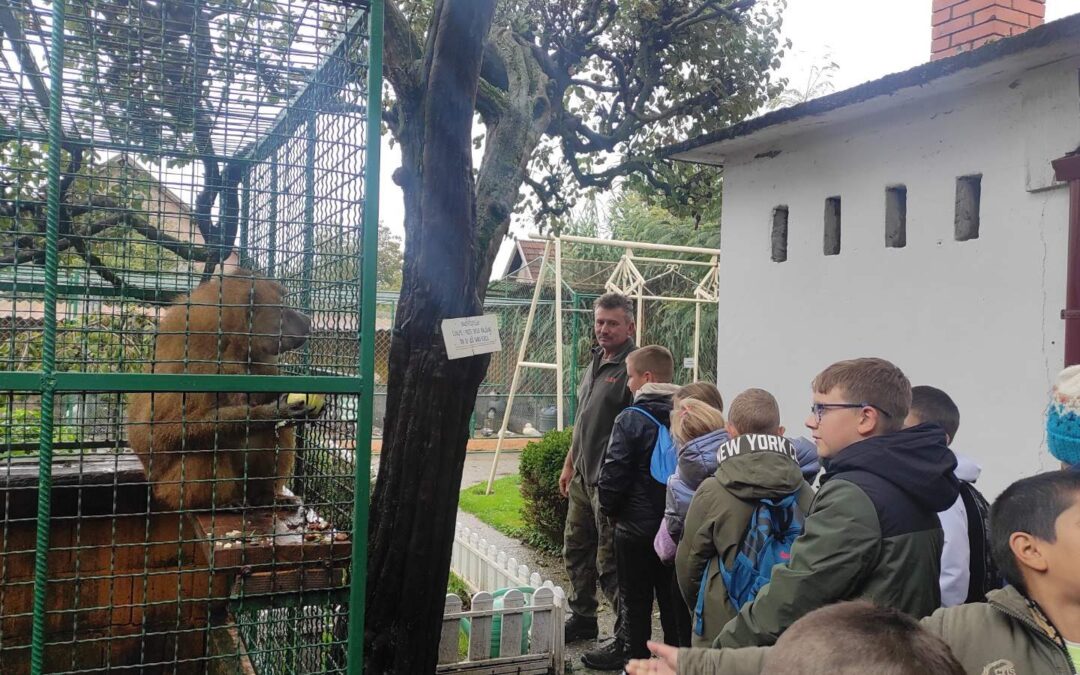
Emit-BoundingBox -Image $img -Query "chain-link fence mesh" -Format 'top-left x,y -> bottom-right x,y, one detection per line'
368,240 -> 719,442
0,0 -> 379,672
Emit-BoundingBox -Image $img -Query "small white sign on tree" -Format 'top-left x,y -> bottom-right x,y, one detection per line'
442,315 -> 502,360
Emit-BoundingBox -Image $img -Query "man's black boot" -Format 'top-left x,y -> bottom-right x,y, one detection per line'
581,638 -> 630,671
563,613 -> 599,643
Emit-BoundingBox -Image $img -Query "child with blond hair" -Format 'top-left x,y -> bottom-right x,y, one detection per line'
652,384 -> 729,647
660,386 -> 728,558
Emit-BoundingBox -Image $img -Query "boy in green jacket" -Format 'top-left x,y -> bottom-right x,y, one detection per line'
627,469 -> 1080,674
675,388 -> 815,647
715,358 -> 959,649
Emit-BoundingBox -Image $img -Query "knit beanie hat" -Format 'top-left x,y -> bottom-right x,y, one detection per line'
1046,365 -> 1080,467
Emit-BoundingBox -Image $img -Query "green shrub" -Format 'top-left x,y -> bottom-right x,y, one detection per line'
1,407 -> 80,457
447,571 -> 472,610
518,427 -> 572,553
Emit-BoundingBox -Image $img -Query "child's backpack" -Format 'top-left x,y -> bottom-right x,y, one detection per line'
626,406 -> 677,484
960,481 -> 1005,602
701,493 -> 803,625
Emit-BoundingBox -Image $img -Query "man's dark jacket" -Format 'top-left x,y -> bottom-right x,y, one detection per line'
572,340 -> 636,486
716,423 -> 961,648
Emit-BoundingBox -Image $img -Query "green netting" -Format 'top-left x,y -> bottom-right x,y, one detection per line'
0,0 -> 381,672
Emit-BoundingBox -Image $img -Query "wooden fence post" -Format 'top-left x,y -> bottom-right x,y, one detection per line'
498,589 -> 526,658
529,586 -> 554,655
468,591 -> 493,661
438,594 -> 463,665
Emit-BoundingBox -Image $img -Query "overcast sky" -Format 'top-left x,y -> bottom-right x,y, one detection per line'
376,0 -> 1080,274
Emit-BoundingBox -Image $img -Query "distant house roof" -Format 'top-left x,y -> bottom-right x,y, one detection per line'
501,239 -> 548,283
668,12 -> 1080,166
100,156 -> 193,218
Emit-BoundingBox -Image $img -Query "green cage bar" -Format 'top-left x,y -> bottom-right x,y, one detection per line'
28,0 -> 69,669
348,2 -> 383,670
1,0 -> 382,672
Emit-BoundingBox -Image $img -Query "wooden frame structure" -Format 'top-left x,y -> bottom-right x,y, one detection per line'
485,233 -> 720,493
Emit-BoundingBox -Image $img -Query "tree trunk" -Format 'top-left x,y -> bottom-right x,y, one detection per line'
364,1 -> 498,673
473,28 -> 553,288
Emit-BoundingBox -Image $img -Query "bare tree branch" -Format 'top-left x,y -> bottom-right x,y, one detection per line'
664,0 -> 755,33
384,0 -> 424,104
0,211 -> 215,266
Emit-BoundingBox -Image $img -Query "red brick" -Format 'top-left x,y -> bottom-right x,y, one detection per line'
974,6 -> 1036,26
950,0 -> 1007,16
933,14 -> 974,38
969,35 -> 1002,49
932,44 -> 964,60
950,19 -> 1012,45
1011,0 -> 1046,18
933,7 -> 953,24
931,36 -> 953,54
933,0 -> 967,10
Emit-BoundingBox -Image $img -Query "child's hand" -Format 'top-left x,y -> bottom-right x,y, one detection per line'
625,641 -> 679,674
625,657 -> 675,675
649,641 -> 679,672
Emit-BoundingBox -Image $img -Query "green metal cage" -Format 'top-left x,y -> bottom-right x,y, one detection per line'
0,0 -> 383,671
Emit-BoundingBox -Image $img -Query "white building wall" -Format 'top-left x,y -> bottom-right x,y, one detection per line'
716,58 -> 1080,497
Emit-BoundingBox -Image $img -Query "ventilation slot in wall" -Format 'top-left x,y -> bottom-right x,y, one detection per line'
955,174 -> 981,241
771,206 -> 789,262
824,197 -> 841,256
885,186 -> 907,248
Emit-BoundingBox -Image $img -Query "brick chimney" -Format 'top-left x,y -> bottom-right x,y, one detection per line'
932,0 -> 1045,60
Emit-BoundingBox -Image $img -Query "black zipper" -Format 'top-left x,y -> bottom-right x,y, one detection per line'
988,599 -> 1077,674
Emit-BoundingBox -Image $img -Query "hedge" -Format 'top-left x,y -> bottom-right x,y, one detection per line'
518,427 -> 572,553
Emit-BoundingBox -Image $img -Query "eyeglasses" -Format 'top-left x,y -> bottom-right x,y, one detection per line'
810,402 -> 893,423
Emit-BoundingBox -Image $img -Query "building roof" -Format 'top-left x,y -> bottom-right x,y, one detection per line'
501,238 -> 548,282
669,12 -> 1080,166
100,156 -> 193,217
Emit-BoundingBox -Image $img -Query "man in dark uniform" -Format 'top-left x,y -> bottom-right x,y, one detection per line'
560,292 -> 637,644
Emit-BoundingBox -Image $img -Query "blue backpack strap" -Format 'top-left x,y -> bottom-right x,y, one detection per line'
694,556 -> 713,636
627,405 -> 661,425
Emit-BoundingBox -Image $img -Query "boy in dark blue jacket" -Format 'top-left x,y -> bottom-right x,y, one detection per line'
586,345 -> 681,670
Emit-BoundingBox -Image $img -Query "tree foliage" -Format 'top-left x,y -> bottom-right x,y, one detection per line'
0,0 -> 350,294
376,223 -> 403,290
768,52 -> 839,109
383,0 -> 787,284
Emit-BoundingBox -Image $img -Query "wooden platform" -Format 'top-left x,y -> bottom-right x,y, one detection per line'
190,505 -> 350,594
0,452 -> 351,672
0,454 -> 149,518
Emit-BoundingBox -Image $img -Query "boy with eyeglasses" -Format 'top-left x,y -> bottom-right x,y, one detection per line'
630,469 -> 1080,675
702,357 -> 960,650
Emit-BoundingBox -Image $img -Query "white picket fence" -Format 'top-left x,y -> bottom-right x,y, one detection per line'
437,588 -> 564,675
450,522 -> 567,609
443,522 -> 567,674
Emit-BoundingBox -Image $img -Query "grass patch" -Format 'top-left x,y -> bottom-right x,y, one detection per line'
458,474 -> 527,535
446,572 -> 471,660
447,571 -> 472,609
459,474 -> 561,555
